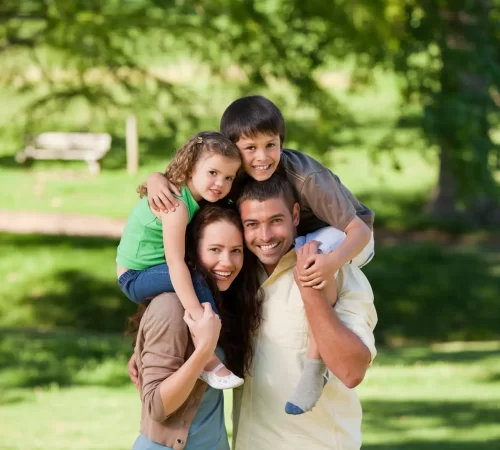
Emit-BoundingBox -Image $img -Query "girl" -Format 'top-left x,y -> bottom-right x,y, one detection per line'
116,131 -> 243,389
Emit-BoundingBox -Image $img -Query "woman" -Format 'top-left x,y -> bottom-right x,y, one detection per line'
126,204 -> 263,450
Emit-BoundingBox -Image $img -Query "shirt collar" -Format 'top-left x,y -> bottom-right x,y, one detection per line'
261,248 -> 297,288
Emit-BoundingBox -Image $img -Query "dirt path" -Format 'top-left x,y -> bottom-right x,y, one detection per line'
1,209 -> 499,246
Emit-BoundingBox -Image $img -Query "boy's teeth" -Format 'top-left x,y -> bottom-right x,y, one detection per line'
254,164 -> 271,170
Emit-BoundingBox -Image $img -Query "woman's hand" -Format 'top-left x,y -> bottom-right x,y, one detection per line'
183,303 -> 221,355
147,172 -> 181,213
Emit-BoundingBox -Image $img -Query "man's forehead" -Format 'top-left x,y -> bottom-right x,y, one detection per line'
239,197 -> 289,220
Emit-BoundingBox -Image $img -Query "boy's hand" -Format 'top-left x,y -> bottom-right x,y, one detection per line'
127,353 -> 139,389
298,246 -> 341,290
147,172 -> 180,213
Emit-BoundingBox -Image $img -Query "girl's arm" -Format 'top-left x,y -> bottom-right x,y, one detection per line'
160,205 -> 205,319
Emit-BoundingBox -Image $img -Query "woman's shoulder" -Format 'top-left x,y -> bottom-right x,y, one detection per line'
144,293 -> 185,321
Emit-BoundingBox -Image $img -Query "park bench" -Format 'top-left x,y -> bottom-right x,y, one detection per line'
15,132 -> 112,174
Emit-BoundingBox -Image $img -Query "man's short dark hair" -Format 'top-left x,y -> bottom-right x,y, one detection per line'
220,95 -> 286,146
236,174 -> 297,212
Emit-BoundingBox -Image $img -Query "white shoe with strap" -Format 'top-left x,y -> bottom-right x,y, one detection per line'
199,363 -> 244,390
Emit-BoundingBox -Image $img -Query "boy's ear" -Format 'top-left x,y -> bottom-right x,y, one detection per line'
292,202 -> 300,227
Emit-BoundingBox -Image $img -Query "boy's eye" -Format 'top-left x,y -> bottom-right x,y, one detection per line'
246,146 -> 256,151
267,143 -> 276,148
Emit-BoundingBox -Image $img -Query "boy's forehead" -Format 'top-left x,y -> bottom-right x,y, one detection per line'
237,132 -> 280,142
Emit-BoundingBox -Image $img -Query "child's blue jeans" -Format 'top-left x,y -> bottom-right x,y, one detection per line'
118,264 -> 218,313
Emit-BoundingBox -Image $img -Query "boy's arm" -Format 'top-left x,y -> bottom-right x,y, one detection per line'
160,205 -> 204,319
298,170 -> 372,287
146,172 -> 181,213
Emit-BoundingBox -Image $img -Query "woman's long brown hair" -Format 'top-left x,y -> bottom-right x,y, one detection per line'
125,203 -> 264,378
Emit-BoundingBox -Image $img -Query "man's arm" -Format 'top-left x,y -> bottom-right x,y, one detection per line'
295,242 -> 375,388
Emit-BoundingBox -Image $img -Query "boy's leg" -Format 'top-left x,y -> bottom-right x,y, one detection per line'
296,226 -> 346,255
352,231 -> 375,268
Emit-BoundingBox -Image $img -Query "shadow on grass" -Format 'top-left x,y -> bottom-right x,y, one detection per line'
363,400 -> 500,449
0,328 -> 133,391
365,242 -> 500,344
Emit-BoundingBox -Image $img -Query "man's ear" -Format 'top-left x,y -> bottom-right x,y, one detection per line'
292,202 -> 300,227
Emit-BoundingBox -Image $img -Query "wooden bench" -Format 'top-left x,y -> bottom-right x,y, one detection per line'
15,132 -> 112,174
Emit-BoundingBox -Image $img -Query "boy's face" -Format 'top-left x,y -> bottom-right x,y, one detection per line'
235,133 -> 281,181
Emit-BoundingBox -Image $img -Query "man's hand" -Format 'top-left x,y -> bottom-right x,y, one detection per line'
297,242 -> 340,290
147,172 -> 181,213
128,353 -> 139,389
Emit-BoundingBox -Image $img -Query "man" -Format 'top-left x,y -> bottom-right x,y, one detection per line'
232,174 -> 377,450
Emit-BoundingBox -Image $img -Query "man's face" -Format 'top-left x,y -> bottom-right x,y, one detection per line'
235,133 -> 281,181
239,197 -> 300,273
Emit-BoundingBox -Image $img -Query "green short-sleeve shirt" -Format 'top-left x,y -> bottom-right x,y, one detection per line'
116,186 -> 199,270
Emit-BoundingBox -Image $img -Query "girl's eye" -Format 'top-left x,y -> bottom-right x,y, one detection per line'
209,171 -> 217,176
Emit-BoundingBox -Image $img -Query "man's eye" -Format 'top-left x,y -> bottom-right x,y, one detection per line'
246,223 -> 256,228
272,219 -> 282,223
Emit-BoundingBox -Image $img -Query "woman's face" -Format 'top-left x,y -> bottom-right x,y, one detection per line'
198,220 -> 244,291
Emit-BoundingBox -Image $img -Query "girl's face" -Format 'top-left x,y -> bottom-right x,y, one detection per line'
189,152 -> 241,203
198,220 -> 244,292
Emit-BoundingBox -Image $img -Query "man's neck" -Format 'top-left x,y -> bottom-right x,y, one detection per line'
262,245 -> 294,277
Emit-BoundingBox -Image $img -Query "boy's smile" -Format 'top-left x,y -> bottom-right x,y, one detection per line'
236,133 -> 281,181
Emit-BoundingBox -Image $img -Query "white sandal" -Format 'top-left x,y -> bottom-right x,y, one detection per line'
199,363 -> 244,390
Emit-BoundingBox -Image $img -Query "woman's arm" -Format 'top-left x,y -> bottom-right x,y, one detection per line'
158,304 -> 221,416
140,295 -> 220,420
160,206 -> 205,320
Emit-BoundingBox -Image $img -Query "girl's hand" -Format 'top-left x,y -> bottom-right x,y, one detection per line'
147,172 -> 181,213
183,303 -> 221,355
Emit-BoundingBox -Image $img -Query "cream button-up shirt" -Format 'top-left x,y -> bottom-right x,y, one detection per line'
233,250 -> 377,450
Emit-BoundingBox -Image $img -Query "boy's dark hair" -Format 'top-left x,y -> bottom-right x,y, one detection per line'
236,173 -> 297,212
220,95 -> 286,146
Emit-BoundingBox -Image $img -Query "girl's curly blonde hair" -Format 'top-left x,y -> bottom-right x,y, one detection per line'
138,131 -> 241,198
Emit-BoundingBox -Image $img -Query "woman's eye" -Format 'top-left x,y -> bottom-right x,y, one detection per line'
209,248 -> 220,252
226,176 -> 234,181
232,248 -> 242,253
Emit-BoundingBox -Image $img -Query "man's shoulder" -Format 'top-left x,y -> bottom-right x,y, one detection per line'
337,264 -> 374,301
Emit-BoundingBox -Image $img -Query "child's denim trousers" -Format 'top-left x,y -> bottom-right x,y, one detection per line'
118,263 -> 217,312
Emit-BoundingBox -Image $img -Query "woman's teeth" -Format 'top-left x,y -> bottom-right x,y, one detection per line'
214,270 -> 232,278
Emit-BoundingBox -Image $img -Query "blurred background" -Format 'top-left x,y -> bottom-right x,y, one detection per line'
1,1 -> 499,449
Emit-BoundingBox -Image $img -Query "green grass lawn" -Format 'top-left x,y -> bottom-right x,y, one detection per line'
1,329 -> 499,449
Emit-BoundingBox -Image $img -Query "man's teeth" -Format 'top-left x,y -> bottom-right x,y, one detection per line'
254,164 -> 271,170
259,242 -> 278,250
214,270 -> 232,277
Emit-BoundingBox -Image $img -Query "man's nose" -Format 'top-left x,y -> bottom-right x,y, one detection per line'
260,225 -> 272,242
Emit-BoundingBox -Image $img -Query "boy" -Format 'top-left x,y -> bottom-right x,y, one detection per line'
145,95 -> 375,414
